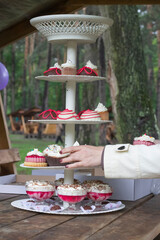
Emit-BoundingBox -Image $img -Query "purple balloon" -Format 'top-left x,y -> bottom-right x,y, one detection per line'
0,62 -> 9,90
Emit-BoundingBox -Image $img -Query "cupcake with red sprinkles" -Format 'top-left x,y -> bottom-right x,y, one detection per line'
133,134 -> 155,146
24,148 -> 47,167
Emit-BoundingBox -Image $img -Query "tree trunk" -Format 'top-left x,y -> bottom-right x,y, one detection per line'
156,29 -> 160,128
23,37 -> 29,108
101,5 -> 158,142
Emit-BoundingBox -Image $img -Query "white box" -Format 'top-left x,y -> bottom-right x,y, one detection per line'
76,175 -> 153,201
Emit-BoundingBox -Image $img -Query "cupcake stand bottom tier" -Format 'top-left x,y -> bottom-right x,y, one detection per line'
11,197 -> 125,215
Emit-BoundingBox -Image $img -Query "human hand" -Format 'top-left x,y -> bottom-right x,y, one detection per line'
60,145 -> 104,169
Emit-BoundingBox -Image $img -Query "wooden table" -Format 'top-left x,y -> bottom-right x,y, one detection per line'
0,193 -> 160,240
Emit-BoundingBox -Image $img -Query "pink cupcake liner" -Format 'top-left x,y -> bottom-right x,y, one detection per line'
133,140 -> 155,146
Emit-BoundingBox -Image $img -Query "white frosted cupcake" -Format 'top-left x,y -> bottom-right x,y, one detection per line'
133,134 -> 155,146
61,60 -> 76,75
95,103 -> 109,120
79,109 -> 101,121
57,109 -> 79,121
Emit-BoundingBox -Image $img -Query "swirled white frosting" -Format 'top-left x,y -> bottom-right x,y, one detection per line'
134,134 -> 155,143
95,103 -> 108,113
61,60 -> 76,69
25,180 -> 55,192
50,62 -> 62,69
27,149 -> 44,157
43,144 -> 63,157
85,60 -> 97,69
57,184 -> 87,196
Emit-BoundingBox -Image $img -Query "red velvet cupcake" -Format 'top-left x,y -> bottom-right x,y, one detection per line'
77,60 -> 98,76
38,109 -> 58,120
43,63 -> 62,76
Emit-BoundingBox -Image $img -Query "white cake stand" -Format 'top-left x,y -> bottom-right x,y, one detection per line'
23,14 -> 113,209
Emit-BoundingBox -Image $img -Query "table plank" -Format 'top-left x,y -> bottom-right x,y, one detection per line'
30,197 -> 151,240
87,195 -> 160,240
0,193 -> 18,201
0,212 -> 74,240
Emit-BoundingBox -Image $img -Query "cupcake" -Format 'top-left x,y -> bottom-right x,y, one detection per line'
133,134 -> 155,146
79,109 -> 101,121
61,60 -> 76,75
57,109 -> 79,121
38,109 -> 58,120
43,144 -> 69,166
95,103 -> 109,120
25,180 -> 55,200
24,148 -> 47,167
43,63 -> 62,76
77,60 -> 98,76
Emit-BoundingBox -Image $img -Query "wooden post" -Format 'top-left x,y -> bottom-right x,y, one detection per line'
0,93 -> 18,175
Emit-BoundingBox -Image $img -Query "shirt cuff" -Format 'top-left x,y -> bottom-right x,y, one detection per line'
101,146 -> 105,170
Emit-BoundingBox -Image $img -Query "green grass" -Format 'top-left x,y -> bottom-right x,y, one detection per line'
10,134 -> 56,175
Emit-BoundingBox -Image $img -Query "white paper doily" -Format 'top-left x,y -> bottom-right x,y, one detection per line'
20,163 -> 95,170
11,198 -> 125,215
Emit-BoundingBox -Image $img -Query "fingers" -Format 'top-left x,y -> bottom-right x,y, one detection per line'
61,146 -> 82,154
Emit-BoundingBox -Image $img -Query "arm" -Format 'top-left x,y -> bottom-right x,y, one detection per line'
104,144 -> 160,179
60,144 -> 160,179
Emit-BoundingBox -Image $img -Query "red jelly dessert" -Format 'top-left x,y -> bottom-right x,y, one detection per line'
57,184 -> 87,204
87,192 -> 112,202
25,180 -> 55,201
84,182 -> 112,202
39,109 -> 58,120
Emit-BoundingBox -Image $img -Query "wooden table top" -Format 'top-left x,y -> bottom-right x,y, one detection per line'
0,193 -> 160,240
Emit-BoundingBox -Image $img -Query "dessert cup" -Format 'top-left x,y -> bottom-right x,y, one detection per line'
57,184 -> 87,210
25,180 -> 55,205
98,111 -> 109,120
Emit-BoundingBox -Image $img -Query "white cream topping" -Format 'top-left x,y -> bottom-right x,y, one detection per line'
85,60 -> 97,69
50,62 -> 62,69
61,60 -> 76,69
73,141 -> 80,146
57,184 -> 87,196
86,183 -> 112,193
25,180 -> 55,192
55,178 -> 80,187
43,144 -> 63,157
95,103 -> 108,112
27,148 -> 44,157
134,134 -> 155,143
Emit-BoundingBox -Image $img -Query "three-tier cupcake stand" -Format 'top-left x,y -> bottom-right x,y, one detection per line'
13,14 -> 125,214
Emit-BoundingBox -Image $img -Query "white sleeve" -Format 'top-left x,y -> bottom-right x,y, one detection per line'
103,144 -> 160,179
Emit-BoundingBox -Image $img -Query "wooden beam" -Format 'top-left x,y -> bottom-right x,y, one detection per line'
0,0 -> 83,49
0,149 -> 20,165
